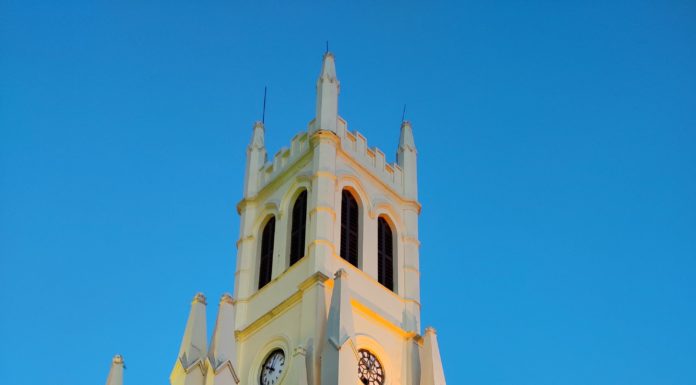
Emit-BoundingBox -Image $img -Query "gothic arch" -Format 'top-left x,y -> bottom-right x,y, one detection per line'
252,202 -> 280,235
371,201 -> 404,232
257,215 -> 277,289
376,213 -> 398,293
279,179 -> 312,269
336,173 -> 372,209
336,175 -> 372,269
278,175 -> 312,215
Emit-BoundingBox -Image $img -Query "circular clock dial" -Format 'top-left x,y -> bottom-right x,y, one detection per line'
358,349 -> 384,385
259,349 -> 285,385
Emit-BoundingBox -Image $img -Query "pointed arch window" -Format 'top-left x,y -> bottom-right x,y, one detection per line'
289,190 -> 308,266
340,190 -> 359,267
258,217 -> 275,289
377,217 -> 394,291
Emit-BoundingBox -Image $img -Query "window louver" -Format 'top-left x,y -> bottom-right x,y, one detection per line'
289,190 -> 307,266
377,217 -> 394,291
258,217 -> 275,289
340,190 -> 359,267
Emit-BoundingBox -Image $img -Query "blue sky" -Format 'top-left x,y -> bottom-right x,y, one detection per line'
1,1 -> 695,384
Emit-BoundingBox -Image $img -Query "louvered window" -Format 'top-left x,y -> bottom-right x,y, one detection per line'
258,217 -> 275,289
377,217 -> 394,291
340,190 -> 359,267
289,190 -> 307,266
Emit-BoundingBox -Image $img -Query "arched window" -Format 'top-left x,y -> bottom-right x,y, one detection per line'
258,217 -> 275,289
377,217 -> 394,291
289,190 -> 307,266
340,190 -> 359,267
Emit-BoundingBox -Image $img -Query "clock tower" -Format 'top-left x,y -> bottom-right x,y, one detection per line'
167,52 -> 447,385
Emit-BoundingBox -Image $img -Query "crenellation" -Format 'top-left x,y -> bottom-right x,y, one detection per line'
344,130 -> 357,152
336,129 -> 404,191
366,148 -> 376,166
375,148 -> 385,171
256,124 -> 405,194
256,132 -> 312,192
355,132 -> 367,155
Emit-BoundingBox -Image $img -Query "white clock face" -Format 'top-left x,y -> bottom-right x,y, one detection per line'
259,349 -> 285,385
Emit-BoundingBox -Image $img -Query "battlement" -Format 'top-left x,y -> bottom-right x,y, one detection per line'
256,121 -> 404,195
258,131 -> 311,189
338,126 -> 404,192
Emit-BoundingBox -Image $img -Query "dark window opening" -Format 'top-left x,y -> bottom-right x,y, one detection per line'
377,217 -> 394,291
258,217 -> 275,289
340,190 -> 359,267
289,190 -> 308,266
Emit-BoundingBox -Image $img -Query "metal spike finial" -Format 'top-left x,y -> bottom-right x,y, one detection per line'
326,41 -> 329,53
402,104 -> 407,122
262,86 -> 267,124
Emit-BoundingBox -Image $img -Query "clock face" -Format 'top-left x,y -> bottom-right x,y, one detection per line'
259,349 -> 285,385
358,349 -> 384,385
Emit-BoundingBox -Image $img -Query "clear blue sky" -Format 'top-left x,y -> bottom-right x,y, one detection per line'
1,1 -> 695,384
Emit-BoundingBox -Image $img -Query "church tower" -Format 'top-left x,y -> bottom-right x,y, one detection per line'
169,52 -> 446,385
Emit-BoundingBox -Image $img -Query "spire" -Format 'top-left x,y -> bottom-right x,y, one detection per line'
420,327 -> 447,385
321,269 -> 358,385
397,120 -> 418,199
244,121 -> 267,197
171,293 -> 208,385
319,52 -> 337,81
206,293 -> 240,385
312,52 -> 340,133
105,354 -> 124,385
249,121 -> 265,150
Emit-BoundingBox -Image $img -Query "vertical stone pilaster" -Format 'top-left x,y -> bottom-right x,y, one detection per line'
307,130 -> 340,276
402,206 -> 421,333
233,201 -> 258,326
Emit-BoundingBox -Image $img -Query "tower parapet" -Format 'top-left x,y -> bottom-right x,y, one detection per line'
251,127 -> 407,199
336,128 -> 405,193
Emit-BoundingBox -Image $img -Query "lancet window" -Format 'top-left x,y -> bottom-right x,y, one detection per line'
377,217 -> 394,291
289,190 -> 307,266
258,217 -> 275,289
340,190 -> 359,267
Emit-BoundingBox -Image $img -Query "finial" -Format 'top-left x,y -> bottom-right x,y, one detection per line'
220,293 -> 234,305
425,326 -> 437,335
112,354 -> 124,365
326,40 -> 329,54
334,269 -> 348,279
192,292 -> 207,305
402,104 -> 407,122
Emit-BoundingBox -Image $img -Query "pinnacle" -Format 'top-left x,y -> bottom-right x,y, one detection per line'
319,52 -> 337,81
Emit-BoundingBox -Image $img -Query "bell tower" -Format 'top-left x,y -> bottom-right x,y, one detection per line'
169,52 -> 446,385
